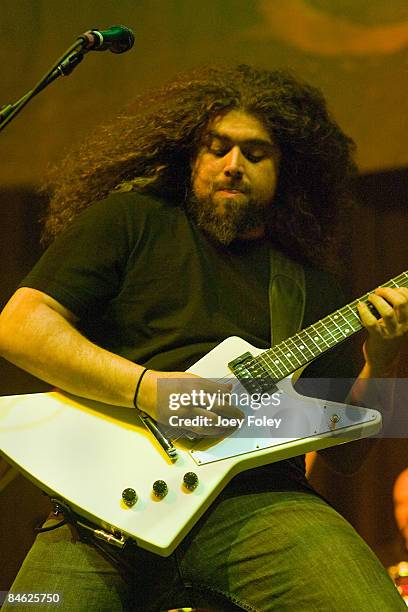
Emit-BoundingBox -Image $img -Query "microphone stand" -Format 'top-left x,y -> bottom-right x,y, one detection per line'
0,35 -> 91,133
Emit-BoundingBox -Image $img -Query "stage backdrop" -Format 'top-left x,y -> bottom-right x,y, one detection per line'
1,0 -> 408,186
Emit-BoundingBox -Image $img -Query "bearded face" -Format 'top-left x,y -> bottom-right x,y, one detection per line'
188,110 -> 280,244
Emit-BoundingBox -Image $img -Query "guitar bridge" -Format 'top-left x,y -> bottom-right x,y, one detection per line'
228,352 -> 277,394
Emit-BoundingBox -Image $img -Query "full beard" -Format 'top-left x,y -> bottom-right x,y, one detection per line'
185,191 -> 268,245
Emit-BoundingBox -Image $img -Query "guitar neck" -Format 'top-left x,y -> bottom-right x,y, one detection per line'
255,270 -> 408,380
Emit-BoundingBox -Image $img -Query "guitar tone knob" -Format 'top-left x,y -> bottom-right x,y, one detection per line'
183,472 -> 199,491
122,487 -> 138,507
152,480 -> 168,499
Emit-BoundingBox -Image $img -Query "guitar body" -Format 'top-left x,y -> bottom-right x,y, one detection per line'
0,336 -> 381,556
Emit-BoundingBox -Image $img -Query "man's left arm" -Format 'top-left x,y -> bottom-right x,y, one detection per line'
319,286 -> 408,474
352,286 -> 408,418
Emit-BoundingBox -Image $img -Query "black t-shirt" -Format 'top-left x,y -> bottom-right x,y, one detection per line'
21,192 -> 356,485
21,193 -> 353,371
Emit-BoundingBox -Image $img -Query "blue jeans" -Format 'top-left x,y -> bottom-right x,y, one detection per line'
3,481 -> 405,611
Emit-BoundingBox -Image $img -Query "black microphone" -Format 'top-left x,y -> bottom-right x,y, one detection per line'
80,25 -> 135,54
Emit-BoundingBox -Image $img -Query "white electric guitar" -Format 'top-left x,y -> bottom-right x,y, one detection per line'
0,271 -> 406,556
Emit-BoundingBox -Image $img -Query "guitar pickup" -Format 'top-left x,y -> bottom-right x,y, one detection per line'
228,352 -> 277,395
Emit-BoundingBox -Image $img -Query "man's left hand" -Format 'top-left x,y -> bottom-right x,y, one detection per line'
358,286 -> 408,375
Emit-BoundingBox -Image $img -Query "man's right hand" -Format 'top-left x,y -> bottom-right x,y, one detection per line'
137,370 -> 244,437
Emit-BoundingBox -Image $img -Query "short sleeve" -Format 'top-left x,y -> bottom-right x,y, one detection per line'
19,194 -> 141,318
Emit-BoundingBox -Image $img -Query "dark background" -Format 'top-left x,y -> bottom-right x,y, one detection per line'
1,0 -> 407,591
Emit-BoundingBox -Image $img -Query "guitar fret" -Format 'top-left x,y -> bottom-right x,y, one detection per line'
379,273 -> 407,289
329,315 -> 344,342
302,327 -> 326,350
389,272 -> 406,286
256,353 -> 273,374
383,272 -> 408,288
336,311 -> 354,334
344,303 -> 361,326
276,339 -> 305,371
270,344 -> 294,372
319,320 -> 338,344
329,312 -> 347,337
341,310 -> 360,333
259,349 -> 286,376
285,338 -> 305,366
337,308 -> 361,335
306,336 -> 320,359
313,321 -> 333,347
291,334 -> 316,360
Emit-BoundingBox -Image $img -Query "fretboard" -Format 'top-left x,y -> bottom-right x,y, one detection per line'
254,270 -> 408,380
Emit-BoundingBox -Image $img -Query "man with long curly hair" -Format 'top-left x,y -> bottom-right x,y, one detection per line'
1,65 -> 407,610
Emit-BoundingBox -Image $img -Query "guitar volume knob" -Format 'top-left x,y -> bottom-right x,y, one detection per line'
183,472 -> 199,491
152,480 -> 168,499
122,487 -> 138,507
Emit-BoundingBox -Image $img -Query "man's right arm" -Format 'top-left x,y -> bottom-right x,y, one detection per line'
0,288 -> 241,434
0,287 -> 143,408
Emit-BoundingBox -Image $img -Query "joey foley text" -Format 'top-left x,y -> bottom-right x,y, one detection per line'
165,388 -> 282,430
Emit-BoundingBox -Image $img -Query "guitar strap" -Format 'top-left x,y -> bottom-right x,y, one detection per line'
269,248 -> 306,347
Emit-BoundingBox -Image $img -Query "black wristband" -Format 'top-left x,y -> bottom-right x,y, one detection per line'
133,368 -> 149,409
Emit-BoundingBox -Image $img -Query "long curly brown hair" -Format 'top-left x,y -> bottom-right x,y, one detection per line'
42,64 -> 357,268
